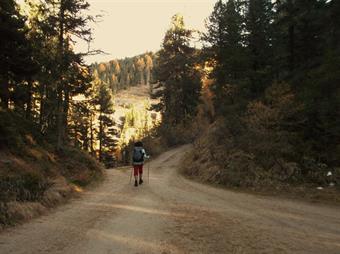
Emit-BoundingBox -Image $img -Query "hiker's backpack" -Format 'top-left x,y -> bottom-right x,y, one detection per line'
132,147 -> 144,162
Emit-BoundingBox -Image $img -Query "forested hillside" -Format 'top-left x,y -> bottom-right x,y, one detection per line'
0,0 -> 107,226
152,1 -> 339,189
91,53 -> 156,93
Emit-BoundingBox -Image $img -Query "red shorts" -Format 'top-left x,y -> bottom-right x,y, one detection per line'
133,165 -> 143,176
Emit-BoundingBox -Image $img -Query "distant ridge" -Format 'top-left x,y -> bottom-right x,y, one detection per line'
91,52 -> 156,93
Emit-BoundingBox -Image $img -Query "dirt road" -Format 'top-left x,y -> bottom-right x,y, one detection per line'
1,146 -> 340,254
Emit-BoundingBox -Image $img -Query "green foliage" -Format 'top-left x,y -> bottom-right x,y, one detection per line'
154,14 -> 202,126
93,80 -> 117,163
245,0 -> 274,95
0,0 -> 38,109
204,0 -> 248,114
68,100 -> 93,151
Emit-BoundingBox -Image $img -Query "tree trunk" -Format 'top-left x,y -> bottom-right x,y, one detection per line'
63,82 -> 70,142
57,85 -> 64,150
39,82 -> 47,132
26,79 -> 33,119
90,113 -> 94,155
0,79 -> 10,109
99,111 -> 103,161
287,0 -> 295,72
57,0 -> 65,150
83,122 -> 89,151
288,24 -> 295,71
146,68 -> 150,85
140,71 -> 145,85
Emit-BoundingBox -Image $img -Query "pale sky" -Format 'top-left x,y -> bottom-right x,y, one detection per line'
75,0 -> 216,64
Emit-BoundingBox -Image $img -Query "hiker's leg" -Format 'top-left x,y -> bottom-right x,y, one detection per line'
133,165 -> 139,186
133,165 -> 139,179
139,165 -> 143,178
139,165 -> 143,184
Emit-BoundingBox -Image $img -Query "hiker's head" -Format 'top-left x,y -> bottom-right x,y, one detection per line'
134,141 -> 143,147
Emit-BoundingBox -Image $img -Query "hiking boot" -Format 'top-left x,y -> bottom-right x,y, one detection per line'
139,178 -> 143,185
134,180 -> 138,187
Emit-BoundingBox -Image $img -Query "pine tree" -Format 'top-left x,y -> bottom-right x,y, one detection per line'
69,100 -> 91,149
154,14 -> 201,125
245,0 -> 274,96
59,59 -> 95,153
273,0 -> 327,79
203,0 -> 246,114
37,0 -> 94,149
204,0 -> 225,49
0,0 -> 37,109
94,80 -> 115,162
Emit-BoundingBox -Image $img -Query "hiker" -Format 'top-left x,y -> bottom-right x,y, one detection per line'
132,141 -> 149,187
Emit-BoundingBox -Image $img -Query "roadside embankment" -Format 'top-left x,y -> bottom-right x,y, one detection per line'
0,111 -> 104,229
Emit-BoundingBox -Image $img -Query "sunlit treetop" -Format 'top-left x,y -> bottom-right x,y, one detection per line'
170,13 -> 185,31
